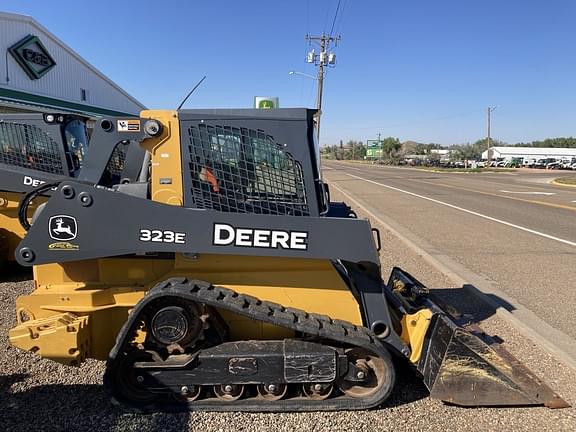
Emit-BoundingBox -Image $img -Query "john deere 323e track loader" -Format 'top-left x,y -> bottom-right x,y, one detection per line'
9,109 -> 568,411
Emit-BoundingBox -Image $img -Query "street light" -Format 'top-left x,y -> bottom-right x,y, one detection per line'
288,71 -> 317,80
486,105 -> 500,166
288,70 -> 323,144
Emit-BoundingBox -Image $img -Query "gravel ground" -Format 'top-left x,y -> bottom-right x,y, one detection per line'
1,189 -> 575,431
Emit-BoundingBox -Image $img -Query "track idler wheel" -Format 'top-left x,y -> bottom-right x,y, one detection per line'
112,349 -> 158,405
257,383 -> 287,401
336,347 -> 395,399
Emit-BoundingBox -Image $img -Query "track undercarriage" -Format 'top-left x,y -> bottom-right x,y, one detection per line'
105,279 -> 395,411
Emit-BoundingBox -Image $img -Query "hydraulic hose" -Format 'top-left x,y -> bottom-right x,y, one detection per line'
18,182 -> 62,231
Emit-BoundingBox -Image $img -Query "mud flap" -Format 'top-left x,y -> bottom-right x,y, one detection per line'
386,267 -> 569,408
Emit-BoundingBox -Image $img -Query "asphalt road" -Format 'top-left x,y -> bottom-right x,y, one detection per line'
323,162 -> 576,345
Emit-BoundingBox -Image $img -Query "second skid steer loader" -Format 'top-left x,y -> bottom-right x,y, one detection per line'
0,113 -> 145,269
9,109 -> 568,411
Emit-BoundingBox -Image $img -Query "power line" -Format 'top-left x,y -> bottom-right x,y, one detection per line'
329,0 -> 342,38
332,0 -> 348,38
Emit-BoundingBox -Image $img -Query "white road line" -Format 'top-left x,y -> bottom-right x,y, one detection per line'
345,173 -> 576,248
499,190 -> 556,196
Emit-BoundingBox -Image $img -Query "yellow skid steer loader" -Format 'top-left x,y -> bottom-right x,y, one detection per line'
9,109 -> 568,411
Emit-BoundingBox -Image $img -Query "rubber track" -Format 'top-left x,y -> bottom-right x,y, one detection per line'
104,277 -> 395,412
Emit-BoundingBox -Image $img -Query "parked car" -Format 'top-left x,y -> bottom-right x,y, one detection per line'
534,158 -> 551,168
561,158 -> 576,169
472,160 -> 487,168
523,158 -> 537,168
545,159 -> 562,169
504,158 -> 523,168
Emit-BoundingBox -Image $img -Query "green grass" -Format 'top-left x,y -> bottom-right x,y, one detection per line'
554,176 -> 576,185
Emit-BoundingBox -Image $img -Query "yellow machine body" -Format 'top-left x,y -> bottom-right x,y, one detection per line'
9,255 -> 363,364
0,192 -> 43,264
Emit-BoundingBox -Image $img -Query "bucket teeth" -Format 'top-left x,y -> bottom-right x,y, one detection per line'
419,314 -> 570,408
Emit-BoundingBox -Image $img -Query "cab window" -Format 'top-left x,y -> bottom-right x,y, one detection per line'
63,119 -> 88,174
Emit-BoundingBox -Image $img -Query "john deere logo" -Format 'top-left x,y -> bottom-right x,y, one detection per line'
49,215 -> 77,241
258,100 -> 274,109
9,35 -> 56,80
254,97 -> 279,110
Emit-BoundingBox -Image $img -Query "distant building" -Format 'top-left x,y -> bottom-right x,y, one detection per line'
482,146 -> 576,161
430,149 -> 452,162
0,12 -> 145,116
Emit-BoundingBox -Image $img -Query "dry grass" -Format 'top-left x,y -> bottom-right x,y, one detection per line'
555,177 -> 576,186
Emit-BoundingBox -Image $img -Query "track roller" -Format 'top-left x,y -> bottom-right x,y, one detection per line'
257,383 -> 287,401
302,383 -> 333,400
214,384 -> 244,401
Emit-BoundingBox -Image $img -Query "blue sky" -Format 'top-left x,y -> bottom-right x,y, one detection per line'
3,1 -> 576,145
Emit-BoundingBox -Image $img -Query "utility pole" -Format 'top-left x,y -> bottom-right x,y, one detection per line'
306,34 -> 340,144
486,106 -> 497,166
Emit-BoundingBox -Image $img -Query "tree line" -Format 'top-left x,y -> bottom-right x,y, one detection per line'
322,137 -> 576,161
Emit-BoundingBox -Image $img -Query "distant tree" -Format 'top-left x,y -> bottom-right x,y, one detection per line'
413,143 -> 444,155
470,138 -> 506,159
342,140 -> 365,160
514,137 -> 576,148
381,137 -> 402,159
320,140 -> 367,160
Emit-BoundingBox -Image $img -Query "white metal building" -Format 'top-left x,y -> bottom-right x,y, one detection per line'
482,146 -> 576,161
430,148 -> 453,162
0,12 -> 145,116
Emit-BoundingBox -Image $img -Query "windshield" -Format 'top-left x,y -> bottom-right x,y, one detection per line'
63,119 -> 88,174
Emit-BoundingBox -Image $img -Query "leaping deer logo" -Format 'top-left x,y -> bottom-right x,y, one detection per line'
49,215 -> 77,241
53,218 -> 73,237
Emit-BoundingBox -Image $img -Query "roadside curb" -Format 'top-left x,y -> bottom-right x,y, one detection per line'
330,181 -> 576,371
551,178 -> 576,188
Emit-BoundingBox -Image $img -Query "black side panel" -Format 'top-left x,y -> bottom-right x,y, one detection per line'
16,181 -> 380,267
0,165 -> 65,194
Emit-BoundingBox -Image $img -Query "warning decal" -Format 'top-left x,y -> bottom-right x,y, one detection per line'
117,119 -> 141,132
